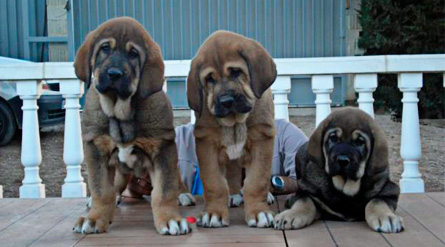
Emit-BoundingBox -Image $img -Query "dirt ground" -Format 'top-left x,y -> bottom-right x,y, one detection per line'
0,113 -> 443,198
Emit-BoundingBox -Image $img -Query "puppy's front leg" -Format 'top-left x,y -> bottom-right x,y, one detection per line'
274,195 -> 319,230
74,137 -> 117,234
150,141 -> 191,235
366,198 -> 404,233
227,162 -> 243,207
243,137 -> 275,228
196,139 -> 230,227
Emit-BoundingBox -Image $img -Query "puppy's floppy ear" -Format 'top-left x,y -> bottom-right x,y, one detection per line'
74,31 -> 95,87
366,120 -> 390,176
238,39 -> 277,98
139,42 -> 165,98
307,117 -> 331,166
187,59 -> 203,118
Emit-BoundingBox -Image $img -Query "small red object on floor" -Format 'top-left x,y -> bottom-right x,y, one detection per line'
186,216 -> 197,224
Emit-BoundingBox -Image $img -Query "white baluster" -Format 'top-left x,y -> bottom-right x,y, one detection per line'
398,73 -> 425,193
61,80 -> 87,198
17,80 -> 45,198
271,76 -> 291,121
354,74 -> 377,118
312,75 -> 334,127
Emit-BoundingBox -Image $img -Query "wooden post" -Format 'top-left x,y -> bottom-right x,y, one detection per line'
398,73 -> 425,193
17,80 -> 45,198
312,75 -> 334,127
354,74 -> 377,118
61,80 -> 87,197
271,76 -> 291,121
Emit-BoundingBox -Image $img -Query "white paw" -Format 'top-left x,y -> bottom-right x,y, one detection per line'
274,210 -> 313,230
229,193 -> 244,207
247,212 -> 274,228
267,192 -> 275,205
73,217 -> 108,234
178,193 -> 196,206
197,212 -> 229,228
160,219 -> 191,235
368,213 -> 404,233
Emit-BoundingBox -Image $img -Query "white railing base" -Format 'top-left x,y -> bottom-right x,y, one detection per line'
20,184 -> 45,198
62,183 -> 87,198
400,178 -> 425,194
0,186 -> 3,198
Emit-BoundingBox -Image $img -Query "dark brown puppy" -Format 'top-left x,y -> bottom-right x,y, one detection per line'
73,17 -> 190,235
187,30 -> 277,227
274,108 -> 404,233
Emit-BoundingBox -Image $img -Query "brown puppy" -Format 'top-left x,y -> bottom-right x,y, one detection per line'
187,31 -> 277,227
73,17 -> 190,235
274,108 -> 404,233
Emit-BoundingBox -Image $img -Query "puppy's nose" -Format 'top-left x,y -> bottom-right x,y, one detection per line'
337,155 -> 350,167
219,95 -> 235,108
107,68 -> 123,81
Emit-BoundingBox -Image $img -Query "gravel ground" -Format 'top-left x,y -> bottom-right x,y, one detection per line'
0,113 -> 443,198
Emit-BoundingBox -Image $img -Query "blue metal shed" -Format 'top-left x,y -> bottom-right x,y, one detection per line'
0,0 -> 347,107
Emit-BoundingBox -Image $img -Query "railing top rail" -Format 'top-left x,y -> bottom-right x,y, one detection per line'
0,54 -> 444,81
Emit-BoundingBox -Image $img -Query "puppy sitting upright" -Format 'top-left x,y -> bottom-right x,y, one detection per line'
73,17 -> 190,235
274,108 -> 404,233
187,31 -> 277,228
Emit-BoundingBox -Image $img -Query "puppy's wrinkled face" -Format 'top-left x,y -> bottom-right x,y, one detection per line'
92,38 -> 145,100
323,127 -> 371,181
201,61 -> 255,125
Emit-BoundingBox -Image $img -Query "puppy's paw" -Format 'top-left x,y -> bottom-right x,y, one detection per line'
273,209 -> 313,230
229,193 -> 244,207
267,192 -> 275,205
197,212 -> 229,228
73,217 -> 110,234
246,211 -> 275,228
367,213 -> 404,233
158,218 -> 191,236
178,193 -> 196,206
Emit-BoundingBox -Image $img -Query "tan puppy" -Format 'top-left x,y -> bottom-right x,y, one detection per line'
187,31 -> 277,228
274,108 -> 404,233
73,17 -> 190,235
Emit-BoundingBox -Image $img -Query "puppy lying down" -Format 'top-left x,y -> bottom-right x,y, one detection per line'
274,108 -> 404,233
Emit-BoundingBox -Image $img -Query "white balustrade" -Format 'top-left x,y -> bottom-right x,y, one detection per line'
354,74 -> 377,118
272,76 -> 291,121
0,185 -> 2,198
398,73 -> 425,193
61,80 -> 87,198
17,80 -> 45,198
0,55 -> 444,197
312,75 -> 334,127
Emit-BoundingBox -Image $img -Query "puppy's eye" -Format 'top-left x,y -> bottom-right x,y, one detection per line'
230,68 -> 242,79
100,43 -> 110,54
128,48 -> 139,59
355,136 -> 366,146
206,75 -> 215,84
329,133 -> 338,143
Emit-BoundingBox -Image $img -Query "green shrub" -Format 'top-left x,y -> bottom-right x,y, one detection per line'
358,0 -> 445,119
